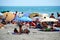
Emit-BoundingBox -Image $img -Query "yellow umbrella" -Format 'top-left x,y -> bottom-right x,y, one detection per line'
29,13 -> 42,18
3,12 -> 15,21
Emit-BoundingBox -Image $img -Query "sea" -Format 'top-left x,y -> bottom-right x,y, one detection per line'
0,6 -> 60,18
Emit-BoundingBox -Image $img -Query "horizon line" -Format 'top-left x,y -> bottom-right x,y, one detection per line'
0,5 -> 60,6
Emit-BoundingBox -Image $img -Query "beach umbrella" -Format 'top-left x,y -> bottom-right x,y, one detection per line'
41,14 -> 49,18
32,17 -> 43,21
32,17 -> 39,21
3,12 -> 15,21
13,16 -> 21,22
29,13 -> 41,18
0,13 -> 3,16
41,17 -> 58,22
19,16 -> 32,22
23,13 -> 31,17
42,14 -> 48,17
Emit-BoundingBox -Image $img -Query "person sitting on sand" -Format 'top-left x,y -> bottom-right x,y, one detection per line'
18,22 -> 23,33
36,22 -> 43,29
26,22 -> 30,27
42,22 -> 48,29
1,18 -> 6,25
14,28 -> 18,34
50,13 -> 55,18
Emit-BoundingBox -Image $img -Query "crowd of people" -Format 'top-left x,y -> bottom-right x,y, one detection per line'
0,11 -> 60,34
13,12 -> 60,34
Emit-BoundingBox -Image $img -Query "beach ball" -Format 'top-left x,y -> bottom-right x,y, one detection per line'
3,12 -> 15,21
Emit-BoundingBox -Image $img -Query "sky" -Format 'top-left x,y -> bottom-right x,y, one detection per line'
0,0 -> 60,6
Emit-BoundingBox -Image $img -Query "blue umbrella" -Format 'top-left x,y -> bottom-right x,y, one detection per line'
20,16 -> 32,22
13,16 -> 21,22
23,13 -> 31,17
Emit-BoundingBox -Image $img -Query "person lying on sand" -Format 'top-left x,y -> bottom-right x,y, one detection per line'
24,28 -> 30,34
17,22 -> 30,34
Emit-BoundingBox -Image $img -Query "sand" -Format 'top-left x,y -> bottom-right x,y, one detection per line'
0,24 -> 60,40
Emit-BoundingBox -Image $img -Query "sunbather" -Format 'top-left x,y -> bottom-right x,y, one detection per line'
50,13 -> 55,18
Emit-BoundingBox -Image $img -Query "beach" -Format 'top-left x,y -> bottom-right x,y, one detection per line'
0,24 -> 60,40
0,0 -> 60,40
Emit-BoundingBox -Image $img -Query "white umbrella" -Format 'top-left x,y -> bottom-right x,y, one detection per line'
0,13 -> 3,16
42,13 -> 48,17
41,18 -> 58,22
32,17 -> 40,21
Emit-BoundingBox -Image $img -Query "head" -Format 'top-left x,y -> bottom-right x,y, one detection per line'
44,17 -> 46,19
51,13 -> 54,15
57,12 -> 60,17
21,12 -> 23,14
16,11 -> 18,13
14,28 -> 17,30
57,12 -> 59,15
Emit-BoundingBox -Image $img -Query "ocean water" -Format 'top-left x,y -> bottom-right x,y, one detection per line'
0,6 -> 60,18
